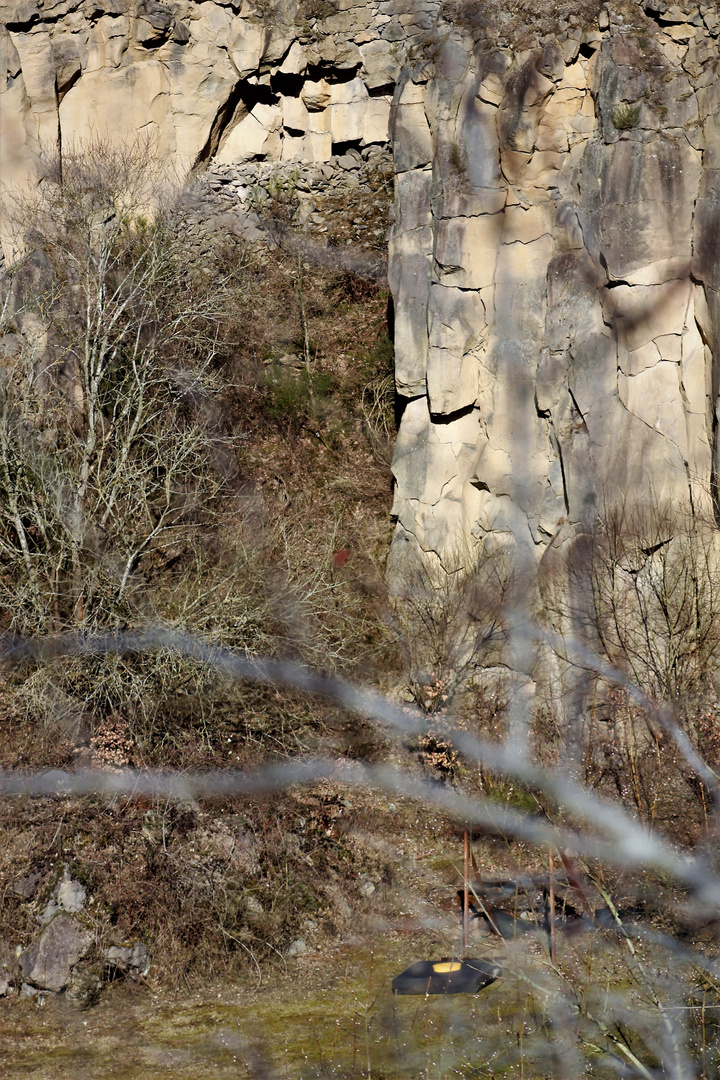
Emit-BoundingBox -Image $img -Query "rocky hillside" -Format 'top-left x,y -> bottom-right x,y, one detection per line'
5,0 -> 720,1036
4,0 -> 720,623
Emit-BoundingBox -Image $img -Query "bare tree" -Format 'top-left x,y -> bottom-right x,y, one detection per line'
587,501 -> 720,702
0,146 -> 235,637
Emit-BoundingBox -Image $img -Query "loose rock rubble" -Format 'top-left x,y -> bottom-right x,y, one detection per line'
194,144 -> 393,249
1,868 -> 151,1004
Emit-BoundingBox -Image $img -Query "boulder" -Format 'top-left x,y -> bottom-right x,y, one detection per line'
279,40 -> 306,75
20,914 -> 93,993
40,869 -> 87,924
216,103 -> 282,164
301,79 -> 332,111
281,94 -> 309,134
360,38 -> 401,89
66,966 -> 103,1007
362,97 -> 391,144
0,941 -> 19,997
228,18 -> 267,79
285,938 -> 307,957
328,77 -> 369,144
104,941 -> 151,978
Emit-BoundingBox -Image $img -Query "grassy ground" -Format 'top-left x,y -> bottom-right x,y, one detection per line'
2,885 -> 713,1079
3,781 -> 714,1079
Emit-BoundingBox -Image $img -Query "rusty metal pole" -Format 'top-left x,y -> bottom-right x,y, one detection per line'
463,827 -> 470,957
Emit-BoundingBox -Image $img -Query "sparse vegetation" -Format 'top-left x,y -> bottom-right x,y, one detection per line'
449,138 -> 468,175
296,0 -> 338,24
441,0 -> 605,45
0,145 -> 401,990
612,102 -> 641,129
4,54 -> 720,1077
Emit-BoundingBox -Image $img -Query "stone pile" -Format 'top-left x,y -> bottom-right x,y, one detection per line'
195,142 -> 392,241
0,867 -> 150,1005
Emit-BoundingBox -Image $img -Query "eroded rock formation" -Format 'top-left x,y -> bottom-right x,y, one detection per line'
387,1 -> 720,592
4,0 -> 720,623
0,0 -> 436,258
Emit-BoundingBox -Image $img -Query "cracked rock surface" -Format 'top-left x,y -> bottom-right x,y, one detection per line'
0,0 -> 439,260
387,1 -> 720,586
20,912 -> 92,992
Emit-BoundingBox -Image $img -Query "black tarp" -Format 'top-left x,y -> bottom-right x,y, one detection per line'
392,957 -> 501,996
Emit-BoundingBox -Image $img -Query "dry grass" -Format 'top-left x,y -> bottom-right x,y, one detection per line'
0,145 -> 405,989
441,0 -> 605,45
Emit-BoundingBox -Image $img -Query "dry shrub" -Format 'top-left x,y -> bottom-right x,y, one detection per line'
0,142 -> 396,762
441,0 -> 605,43
389,542 -> 514,703
587,504 -> 720,701
535,501 -> 720,836
0,141 -> 402,986
0,785 -> 387,987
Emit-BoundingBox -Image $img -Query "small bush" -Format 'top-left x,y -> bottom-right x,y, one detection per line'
612,103 -> 640,130
449,138 -> 468,174
297,0 -> 337,21
264,364 -> 333,426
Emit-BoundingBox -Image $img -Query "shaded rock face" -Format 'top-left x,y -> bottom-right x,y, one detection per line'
387,3 -> 720,589
0,0 -> 438,259
20,912 -> 92,992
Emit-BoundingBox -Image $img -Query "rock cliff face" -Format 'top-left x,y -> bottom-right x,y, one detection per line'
4,0 -> 720,611
387,1 -> 720,592
0,0 -> 436,258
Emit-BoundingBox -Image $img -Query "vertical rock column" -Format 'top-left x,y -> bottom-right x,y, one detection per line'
388,7 -> 719,601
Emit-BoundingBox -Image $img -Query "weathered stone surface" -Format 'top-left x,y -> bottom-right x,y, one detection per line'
0,941 -> 19,997
301,78 -> 332,111
360,38 -> 401,88
328,77 -> 369,143
388,225 -> 432,396
40,870 -> 87,924
20,914 -> 92,992
426,284 -> 486,414
387,7 -> 720,603
390,76 -> 432,172
105,942 -> 150,977
281,93 -> 310,134
228,20 -> 267,79
216,102 -> 282,163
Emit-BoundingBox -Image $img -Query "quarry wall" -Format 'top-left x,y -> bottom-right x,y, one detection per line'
3,0 -> 720,594
388,1 -> 720,588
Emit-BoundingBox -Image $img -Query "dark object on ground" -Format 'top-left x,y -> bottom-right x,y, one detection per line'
480,908 -> 537,937
457,893 -> 539,937
457,892 -> 614,938
392,957 -> 501,995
